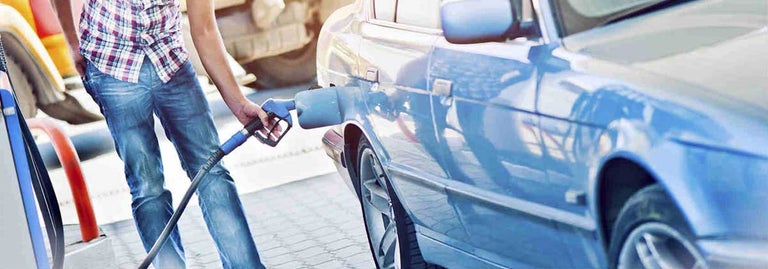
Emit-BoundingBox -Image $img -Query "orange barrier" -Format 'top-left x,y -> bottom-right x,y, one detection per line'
28,118 -> 98,242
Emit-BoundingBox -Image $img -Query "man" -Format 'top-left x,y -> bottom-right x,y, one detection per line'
50,0 -> 275,268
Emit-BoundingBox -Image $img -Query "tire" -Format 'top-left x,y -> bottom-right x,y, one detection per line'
2,34 -> 102,124
5,52 -> 38,118
356,136 -> 439,269
246,36 -> 318,89
608,184 -> 707,269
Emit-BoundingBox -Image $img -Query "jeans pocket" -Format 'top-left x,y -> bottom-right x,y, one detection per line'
81,75 -> 105,114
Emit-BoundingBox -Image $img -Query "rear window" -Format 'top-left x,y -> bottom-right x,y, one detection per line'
396,0 -> 441,29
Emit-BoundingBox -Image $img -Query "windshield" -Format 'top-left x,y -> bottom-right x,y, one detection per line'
554,0 -> 670,36
568,0 -> 653,17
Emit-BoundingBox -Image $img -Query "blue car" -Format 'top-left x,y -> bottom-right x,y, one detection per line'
317,0 -> 768,268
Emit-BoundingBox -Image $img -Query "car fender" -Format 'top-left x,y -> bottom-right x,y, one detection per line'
0,4 -> 65,104
332,84 -> 396,188
335,85 -> 386,156
589,117 -> 725,242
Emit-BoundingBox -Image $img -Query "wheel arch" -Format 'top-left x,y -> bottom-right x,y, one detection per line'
595,156 -> 658,250
343,123 -> 364,198
341,120 -> 391,199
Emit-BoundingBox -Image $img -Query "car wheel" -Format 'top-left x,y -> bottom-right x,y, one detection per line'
609,184 -> 707,269
5,52 -> 37,118
357,137 -> 438,269
246,35 -> 318,89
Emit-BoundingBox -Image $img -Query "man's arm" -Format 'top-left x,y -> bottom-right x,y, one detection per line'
186,0 -> 275,131
49,0 -> 85,76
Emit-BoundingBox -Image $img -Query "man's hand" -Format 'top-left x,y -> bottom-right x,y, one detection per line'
233,99 -> 282,141
72,50 -> 86,77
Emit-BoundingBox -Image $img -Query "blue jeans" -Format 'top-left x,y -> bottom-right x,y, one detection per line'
83,58 -> 265,269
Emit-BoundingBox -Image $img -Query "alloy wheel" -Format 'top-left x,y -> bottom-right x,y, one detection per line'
618,222 -> 707,269
359,148 -> 401,269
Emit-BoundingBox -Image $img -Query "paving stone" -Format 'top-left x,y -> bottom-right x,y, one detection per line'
314,259 -> 348,268
265,252 -> 297,266
289,240 -> 321,254
314,230 -> 346,244
334,245 -> 367,259
261,246 -> 291,258
305,252 -> 335,266
272,260 -> 306,269
326,239 -> 360,251
346,252 -> 374,265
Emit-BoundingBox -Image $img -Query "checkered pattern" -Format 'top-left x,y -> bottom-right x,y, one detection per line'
78,0 -> 188,83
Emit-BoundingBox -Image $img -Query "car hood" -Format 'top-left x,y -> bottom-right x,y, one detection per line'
563,0 -> 768,157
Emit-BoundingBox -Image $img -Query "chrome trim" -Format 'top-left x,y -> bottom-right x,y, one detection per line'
366,19 -> 444,36
532,0 -> 560,44
444,181 -> 596,231
389,162 -> 596,231
322,129 -> 344,164
388,164 -> 446,192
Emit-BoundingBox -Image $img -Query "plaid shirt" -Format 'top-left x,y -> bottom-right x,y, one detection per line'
79,0 -> 188,83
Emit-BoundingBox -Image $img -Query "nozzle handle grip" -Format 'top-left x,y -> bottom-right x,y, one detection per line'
243,118 -> 264,135
253,112 -> 291,147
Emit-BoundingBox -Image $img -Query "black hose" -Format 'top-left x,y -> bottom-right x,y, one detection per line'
138,148 -> 225,269
23,116 -> 66,269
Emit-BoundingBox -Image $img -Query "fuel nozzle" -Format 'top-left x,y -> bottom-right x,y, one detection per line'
249,99 -> 295,147
220,86 -> 345,153
221,98 -> 295,154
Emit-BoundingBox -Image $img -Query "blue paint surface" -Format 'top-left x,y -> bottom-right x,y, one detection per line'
316,0 -> 768,267
1,89 -> 50,269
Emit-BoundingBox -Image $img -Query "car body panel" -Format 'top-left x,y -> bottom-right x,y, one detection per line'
356,10 -> 478,255
317,1 -> 362,87
427,37 -> 575,268
318,0 -> 768,268
547,0 -> 768,240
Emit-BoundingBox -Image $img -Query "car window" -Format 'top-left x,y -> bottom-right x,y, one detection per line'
568,0 -> 653,17
373,0 -> 396,22
554,0 -> 678,36
521,0 -> 534,22
513,0 -> 542,41
396,0 -> 441,29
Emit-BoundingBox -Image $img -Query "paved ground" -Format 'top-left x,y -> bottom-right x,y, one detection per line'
101,173 -> 375,269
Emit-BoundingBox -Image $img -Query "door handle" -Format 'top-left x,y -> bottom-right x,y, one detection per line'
432,78 -> 452,97
366,67 -> 379,82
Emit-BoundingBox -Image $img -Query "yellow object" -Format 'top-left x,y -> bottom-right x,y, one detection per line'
1,0 -> 37,32
1,0 -> 77,78
41,34 -> 77,77
0,4 -> 66,92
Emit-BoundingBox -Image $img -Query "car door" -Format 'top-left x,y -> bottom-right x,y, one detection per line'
357,0 -> 470,245
427,1 -> 571,267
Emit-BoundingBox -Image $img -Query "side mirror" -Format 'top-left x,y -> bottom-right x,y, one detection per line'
441,0 -> 530,44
